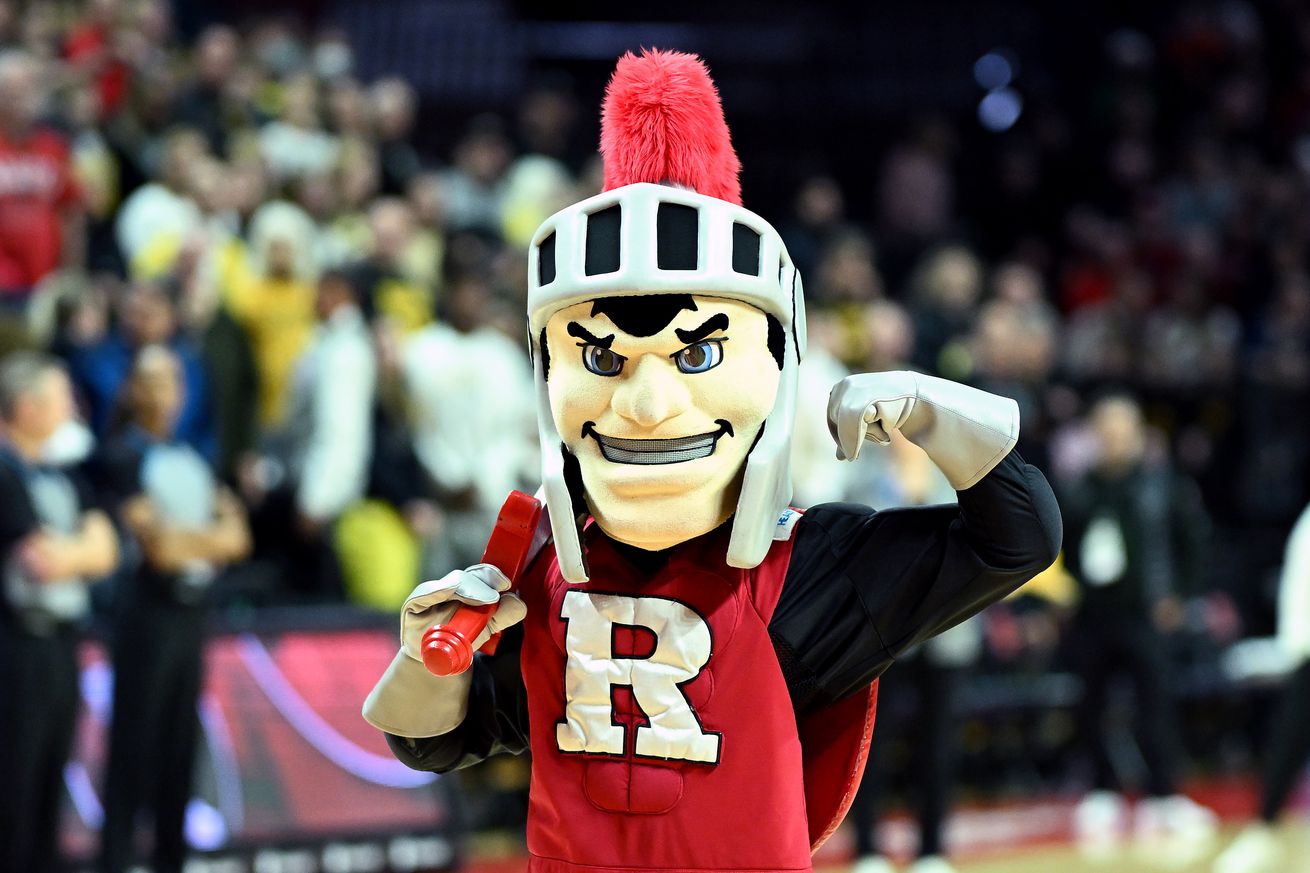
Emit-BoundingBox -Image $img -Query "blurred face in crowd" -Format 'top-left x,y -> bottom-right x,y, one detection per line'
863,300 -> 913,371
0,52 -> 44,133
160,129 -> 208,190
135,0 -> 172,47
545,295 -> 780,551
455,129 -> 511,185
128,346 -> 184,437
282,74 -> 322,129
795,176 -> 844,228
229,159 -> 269,218
816,233 -> 881,303
328,79 -> 370,137
993,262 -> 1043,306
7,366 -> 75,446
195,25 -> 239,86
337,144 -> 380,209
1091,396 -> 1146,473
443,276 -> 489,334
65,82 -> 102,129
407,172 -> 445,228
368,199 -> 414,265
295,172 -> 338,220
372,78 -> 415,140
188,157 -> 230,215
122,284 -> 178,346
87,0 -> 120,27
919,246 -> 982,313
266,238 -> 298,280
315,272 -> 357,321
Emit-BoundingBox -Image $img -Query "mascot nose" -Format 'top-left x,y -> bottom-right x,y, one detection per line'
611,355 -> 691,428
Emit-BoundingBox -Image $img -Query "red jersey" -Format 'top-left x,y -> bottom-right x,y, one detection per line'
0,128 -> 79,293
517,520 -> 813,873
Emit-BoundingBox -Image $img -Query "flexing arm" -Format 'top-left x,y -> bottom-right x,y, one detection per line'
772,373 -> 1061,711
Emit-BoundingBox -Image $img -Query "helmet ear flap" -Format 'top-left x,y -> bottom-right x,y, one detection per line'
536,352 -> 589,583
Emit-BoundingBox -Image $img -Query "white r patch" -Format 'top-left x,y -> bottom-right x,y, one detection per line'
555,591 -> 720,764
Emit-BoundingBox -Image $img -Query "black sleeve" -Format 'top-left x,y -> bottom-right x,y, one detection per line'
769,449 -> 1062,712
85,441 -> 145,511
0,464 -> 38,555
385,622 -> 530,773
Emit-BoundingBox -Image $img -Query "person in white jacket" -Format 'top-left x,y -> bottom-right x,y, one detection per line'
1214,503 -> 1310,873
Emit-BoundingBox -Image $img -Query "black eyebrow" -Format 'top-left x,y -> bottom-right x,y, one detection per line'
675,313 -> 730,345
567,322 -> 615,348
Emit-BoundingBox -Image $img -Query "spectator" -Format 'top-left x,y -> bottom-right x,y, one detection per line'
876,116 -> 957,285
224,199 -> 318,429
63,78 -> 123,276
96,344 -> 251,873
371,77 -> 421,196
274,268 -> 375,599
258,73 -> 340,185
1213,500 -> 1310,873
113,127 -> 205,276
0,352 -> 118,873
781,174 -> 847,280
1063,394 -> 1217,844
353,196 -> 431,332
64,279 -> 214,455
812,229 -> 883,306
907,245 -> 982,378
0,50 -> 84,299
62,0 -> 131,120
400,271 -> 534,569
173,25 -> 246,153
441,116 -> 512,236
404,169 -> 446,292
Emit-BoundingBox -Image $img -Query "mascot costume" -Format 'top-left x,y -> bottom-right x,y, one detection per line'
364,50 -> 1062,873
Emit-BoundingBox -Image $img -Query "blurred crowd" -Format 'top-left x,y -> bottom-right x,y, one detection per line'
1,0 -> 1310,869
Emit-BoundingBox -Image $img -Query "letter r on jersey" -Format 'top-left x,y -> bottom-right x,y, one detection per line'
556,591 -> 721,764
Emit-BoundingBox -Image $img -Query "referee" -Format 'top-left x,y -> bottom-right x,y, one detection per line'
96,345 -> 251,873
0,352 -> 119,873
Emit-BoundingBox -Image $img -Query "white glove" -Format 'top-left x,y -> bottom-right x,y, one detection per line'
827,370 -> 1019,490
362,564 -> 528,738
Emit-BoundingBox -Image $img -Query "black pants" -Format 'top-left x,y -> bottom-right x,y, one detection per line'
1259,658 -> 1310,822
1071,619 -> 1179,797
852,655 -> 957,859
0,613 -> 80,873
99,588 -> 205,873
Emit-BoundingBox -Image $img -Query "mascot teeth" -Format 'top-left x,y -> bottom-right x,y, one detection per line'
594,429 -> 722,465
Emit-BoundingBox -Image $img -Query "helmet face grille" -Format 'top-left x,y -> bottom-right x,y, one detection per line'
539,188 -> 779,298
656,202 -> 699,270
584,205 -> 623,276
538,232 -> 556,286
732,223 -> 761,276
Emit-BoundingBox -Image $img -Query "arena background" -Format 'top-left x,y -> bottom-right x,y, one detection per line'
0,0 -> 1308,871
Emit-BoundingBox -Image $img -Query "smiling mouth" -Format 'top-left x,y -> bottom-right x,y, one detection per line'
583,420 -> 735,465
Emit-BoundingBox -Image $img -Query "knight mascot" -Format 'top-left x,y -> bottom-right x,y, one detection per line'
364,50 -> 1062,873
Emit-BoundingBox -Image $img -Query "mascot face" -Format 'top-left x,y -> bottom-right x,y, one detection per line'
545,294 -> 782,551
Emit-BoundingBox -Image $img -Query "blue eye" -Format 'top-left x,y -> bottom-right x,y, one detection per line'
674,340 -> 724,374
582,344 -> 625,376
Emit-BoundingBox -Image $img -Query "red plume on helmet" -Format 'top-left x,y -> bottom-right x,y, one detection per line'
599,49 -> 743,206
